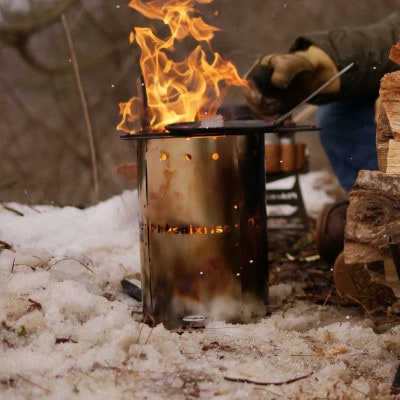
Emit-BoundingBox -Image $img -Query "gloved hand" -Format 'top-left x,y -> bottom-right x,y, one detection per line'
243,45 -> 339,119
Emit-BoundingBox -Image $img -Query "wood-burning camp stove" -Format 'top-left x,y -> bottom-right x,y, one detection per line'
130,131 -> 268,329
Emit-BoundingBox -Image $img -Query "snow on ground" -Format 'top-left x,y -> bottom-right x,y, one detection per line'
1,170 -> 399,399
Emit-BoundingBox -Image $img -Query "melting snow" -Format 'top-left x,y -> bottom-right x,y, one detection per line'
0,171 -> 399,399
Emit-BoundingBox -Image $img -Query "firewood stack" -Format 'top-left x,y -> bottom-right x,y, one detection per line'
344,41 -> 400,288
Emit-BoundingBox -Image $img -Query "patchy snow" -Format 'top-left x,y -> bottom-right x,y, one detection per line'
1,170 -> 399,399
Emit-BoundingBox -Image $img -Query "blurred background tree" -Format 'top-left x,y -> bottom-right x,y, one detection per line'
0,0 -> 398,206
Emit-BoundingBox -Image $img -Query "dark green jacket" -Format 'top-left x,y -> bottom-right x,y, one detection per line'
290,11 -> 400,103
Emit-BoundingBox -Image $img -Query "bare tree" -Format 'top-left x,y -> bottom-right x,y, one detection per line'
0,0 -> 138,205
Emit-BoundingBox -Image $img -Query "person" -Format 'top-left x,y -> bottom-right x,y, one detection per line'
243,11 -> 400,267
244,10 -> 400,193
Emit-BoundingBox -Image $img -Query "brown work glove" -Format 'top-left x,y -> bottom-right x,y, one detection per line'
243,45 -> 339,119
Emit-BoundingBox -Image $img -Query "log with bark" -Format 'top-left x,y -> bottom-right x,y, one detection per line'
389,40 -> 400,66
344,170 -> 400,264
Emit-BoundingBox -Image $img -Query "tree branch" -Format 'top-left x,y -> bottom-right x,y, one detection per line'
61,13 -> 99,203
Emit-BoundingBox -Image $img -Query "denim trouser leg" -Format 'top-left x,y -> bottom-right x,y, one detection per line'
316,100 -> 378,192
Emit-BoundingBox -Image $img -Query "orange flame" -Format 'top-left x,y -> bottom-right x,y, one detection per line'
117,0 -> 246,134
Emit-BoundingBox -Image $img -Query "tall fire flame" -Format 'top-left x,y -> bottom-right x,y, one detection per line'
117,0 -> 246,134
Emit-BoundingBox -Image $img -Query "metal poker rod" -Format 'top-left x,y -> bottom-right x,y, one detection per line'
274,62 -> 354,125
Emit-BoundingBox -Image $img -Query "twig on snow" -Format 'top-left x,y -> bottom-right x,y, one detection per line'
0,240 -> 14,251
50,256 -> 94,273
1,203 -> 24,216
16,374 -> 51,394
322,284 -> 335,307
224,371 -> 313,386
137,312 -> 155,345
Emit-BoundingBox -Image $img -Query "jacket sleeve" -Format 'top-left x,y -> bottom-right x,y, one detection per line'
290,11 -> 400,103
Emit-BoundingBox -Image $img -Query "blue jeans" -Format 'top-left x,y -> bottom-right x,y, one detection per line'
316,100 -> 378,192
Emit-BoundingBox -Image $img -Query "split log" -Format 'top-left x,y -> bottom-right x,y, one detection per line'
376,99 -> 392,173
387,139 -> 400,174
376,70 -> 400,172
344,170 -> 400,264
389,40 -> 400,65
